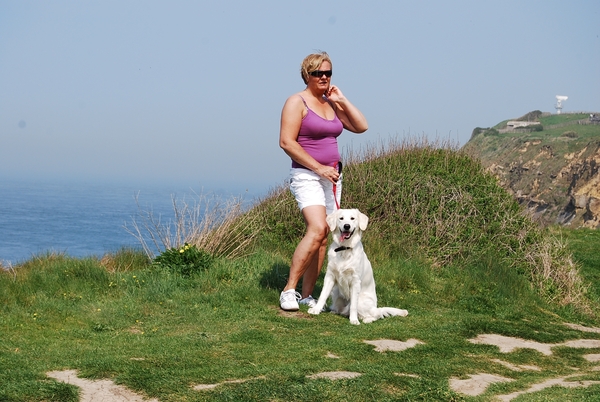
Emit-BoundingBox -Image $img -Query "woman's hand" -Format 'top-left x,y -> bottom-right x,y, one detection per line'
315,164 -> 340,184
326,85 -> 368,134
326,85 -> 345,103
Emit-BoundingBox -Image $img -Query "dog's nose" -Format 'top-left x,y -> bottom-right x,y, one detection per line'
343,224 -> 351,231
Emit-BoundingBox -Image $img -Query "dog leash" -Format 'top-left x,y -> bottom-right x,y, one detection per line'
332,161 -> 342,210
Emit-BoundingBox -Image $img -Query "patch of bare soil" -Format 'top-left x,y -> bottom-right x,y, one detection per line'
450,334 -> 600,398
562,339 -> 600,348
363,339 -> 424,352
270,305 -> 311,319
490,358 -> 541,372
469,334 -> 554,355
584,354 -> 600,363
564,323 -> 600,334
469,334 -> 600,356
449,373 -> 513,396
394,373 -> 420,378
306,371 -> 362,380
192,376 -> 266,391
495,374 -> 600,402
46,370 -> 158,402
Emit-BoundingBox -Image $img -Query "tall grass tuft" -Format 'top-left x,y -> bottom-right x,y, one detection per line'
246,137 -> 588,310
125,191 -> 263,260
99,247 -> 151,273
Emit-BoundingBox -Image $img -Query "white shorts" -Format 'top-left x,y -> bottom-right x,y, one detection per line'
289,168 -> 342,215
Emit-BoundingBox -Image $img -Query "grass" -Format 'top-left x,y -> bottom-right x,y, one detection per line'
559,228 -> 600,305
1,140 -> 599,401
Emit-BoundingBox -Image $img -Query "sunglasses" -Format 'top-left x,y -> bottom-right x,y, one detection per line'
309,70 -> 333,78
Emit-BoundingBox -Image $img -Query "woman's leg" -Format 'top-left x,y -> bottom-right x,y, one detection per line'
283,205 -> 328,294
300,235 -> 327,299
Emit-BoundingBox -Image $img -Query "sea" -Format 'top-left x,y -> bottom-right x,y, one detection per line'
0,178 -> 264,265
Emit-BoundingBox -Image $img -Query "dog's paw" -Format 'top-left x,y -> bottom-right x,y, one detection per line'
307,307 -> 321,315
399,309 -> 408,317
350,318 -> 360,325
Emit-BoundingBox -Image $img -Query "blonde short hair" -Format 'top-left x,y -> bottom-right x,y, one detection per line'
300,51 -> 332,84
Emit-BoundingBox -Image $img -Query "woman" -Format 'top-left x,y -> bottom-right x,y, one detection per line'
279,51 -> 368,311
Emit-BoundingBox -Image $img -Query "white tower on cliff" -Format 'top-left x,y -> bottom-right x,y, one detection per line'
555,95 -> 568,114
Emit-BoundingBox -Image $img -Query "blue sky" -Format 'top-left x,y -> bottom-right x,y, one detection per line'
1,1 -> 599,195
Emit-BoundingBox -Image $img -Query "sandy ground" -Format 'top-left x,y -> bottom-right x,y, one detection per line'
46,370 -> 159,402
46,322 -> 600,401
363,339 -> 424,352
469,333 -> 600,356
306,371 -> 362,380
449,373 -> 514,397
191,376 -> 266,390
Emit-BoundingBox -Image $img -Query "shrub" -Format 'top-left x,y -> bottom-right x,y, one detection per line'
562,131 -> 578,138
484,128 -> 499,136
532,124 -> 544,132
517,110 -> 543,121
470,127 -> 484,139
153,243 -> 213,276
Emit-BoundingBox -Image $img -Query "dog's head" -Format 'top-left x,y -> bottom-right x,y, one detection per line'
326,208 -> 369,246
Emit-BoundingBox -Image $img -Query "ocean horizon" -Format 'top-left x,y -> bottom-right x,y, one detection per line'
0,177 -> 267,265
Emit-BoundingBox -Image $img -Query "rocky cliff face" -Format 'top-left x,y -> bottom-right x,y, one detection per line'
555,142 -> 600,228
463,112 -> 600,229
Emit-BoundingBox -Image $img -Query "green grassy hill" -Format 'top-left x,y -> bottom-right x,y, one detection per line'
462,112 -> 600,228
1,141 -> 599,401
251,140 -> 587,307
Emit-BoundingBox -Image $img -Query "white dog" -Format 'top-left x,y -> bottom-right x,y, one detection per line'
308,209 -> 408,325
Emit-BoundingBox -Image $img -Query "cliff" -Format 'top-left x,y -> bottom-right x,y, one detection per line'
462,111 -> 600,229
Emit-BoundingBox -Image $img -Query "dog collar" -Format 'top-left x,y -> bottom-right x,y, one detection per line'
334,246 -> 352,252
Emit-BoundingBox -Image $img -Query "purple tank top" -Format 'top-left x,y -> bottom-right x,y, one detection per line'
291,96 -> 344,169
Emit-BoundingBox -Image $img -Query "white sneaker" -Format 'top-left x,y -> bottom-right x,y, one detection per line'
280,289 -> 301,311
298,295 -> 318,308
299,295 -> 325,312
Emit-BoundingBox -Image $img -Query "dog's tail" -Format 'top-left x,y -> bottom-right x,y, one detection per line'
362,307 -> 408,324
378,307 -> 408,318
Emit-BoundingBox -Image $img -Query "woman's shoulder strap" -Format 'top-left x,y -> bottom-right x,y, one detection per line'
297,95 -> 309,109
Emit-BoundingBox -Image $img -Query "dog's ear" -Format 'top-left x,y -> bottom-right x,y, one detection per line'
358,210 -> 369,231
326,210 -> 339,232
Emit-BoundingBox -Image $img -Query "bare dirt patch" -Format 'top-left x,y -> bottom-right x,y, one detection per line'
584,353 -> 600,363
495,374 -> 600,401
562,339 -> 600,349
469,334 -> 600,355
364,339 -> 424,352
306,371 -> 362,380
449,373 -> 513,396
270,305 -> 312,319
564,322 -> 600,334
490,358 -> 541,372
451,334 -> 600,398
469,334 -> 554,355
192,376 -> 266,391
394,373 -> 420,378
46,370 -> 158,402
